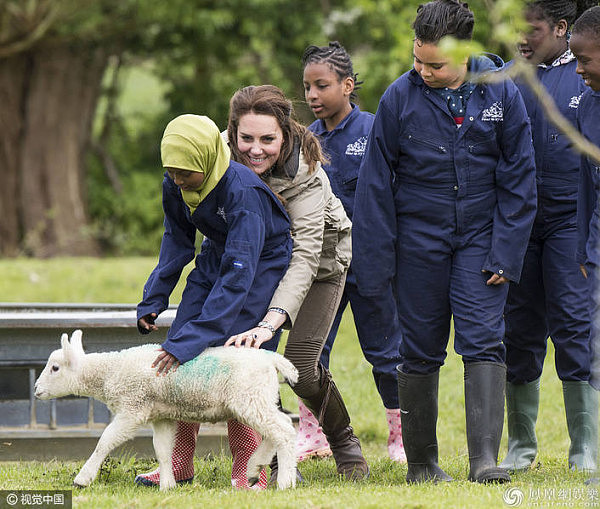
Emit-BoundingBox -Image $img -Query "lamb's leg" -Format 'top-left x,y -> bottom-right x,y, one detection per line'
246,437 -> 276,486
74,413 -> 141,487
151,421 -> 178,491
272,412 -> 298,490
239,403 -> 297,490
250,410 -> 297,489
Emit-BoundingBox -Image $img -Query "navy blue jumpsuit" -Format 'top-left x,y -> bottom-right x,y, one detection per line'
137,161 -> 292,363
353,55 -> 537,374
309,104 -> 402,408
505,53 -> 591,384
576,88 -> 600,389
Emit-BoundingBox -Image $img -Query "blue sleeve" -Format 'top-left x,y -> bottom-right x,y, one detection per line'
161,190 -> 269,363
482,86 -> 537,282
352,97 -> 399,296
577,155 -> 596,265
137,177 -> 196,320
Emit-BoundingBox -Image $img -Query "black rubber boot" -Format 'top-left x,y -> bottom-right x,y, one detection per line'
464,362 -> 511,483
302,366 -> 369,481
397,368 -> 453,483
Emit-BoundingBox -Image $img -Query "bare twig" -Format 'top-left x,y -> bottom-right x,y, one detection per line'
511,59 -> 600,166
0,1 -> 59,58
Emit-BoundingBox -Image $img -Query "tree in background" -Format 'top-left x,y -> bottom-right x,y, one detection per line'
0,0 -> 339,256
1,1 -> 105,256
0,0 -> 512,257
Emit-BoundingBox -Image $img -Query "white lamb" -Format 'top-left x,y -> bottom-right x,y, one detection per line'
34,330 -> 298,491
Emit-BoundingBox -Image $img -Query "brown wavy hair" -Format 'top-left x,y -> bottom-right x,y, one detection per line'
227,85 -> 325,174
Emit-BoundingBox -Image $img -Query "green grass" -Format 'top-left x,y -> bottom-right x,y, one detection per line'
0,257 -> 183,303
0,257 -> 596,508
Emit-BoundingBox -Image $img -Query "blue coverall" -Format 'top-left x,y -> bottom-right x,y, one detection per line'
353,55 -> 537,374
137,161 -> 292,363
309,104 -> 402,408
505,56 -> 591,384
576,88 -> 600,389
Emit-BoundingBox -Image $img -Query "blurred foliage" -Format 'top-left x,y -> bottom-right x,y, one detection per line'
1,0 -> 528,255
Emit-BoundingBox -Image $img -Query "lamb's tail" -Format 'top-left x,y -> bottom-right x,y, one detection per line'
271,353 -> 298,387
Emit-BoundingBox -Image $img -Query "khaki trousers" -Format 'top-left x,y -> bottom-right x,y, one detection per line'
283,271 -> 347,398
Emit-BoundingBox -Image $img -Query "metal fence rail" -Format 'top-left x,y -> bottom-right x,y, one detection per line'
0,303 -> 227,461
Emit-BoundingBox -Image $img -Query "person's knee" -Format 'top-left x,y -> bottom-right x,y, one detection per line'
283,345 -> 325,398
292,372 -> 322,399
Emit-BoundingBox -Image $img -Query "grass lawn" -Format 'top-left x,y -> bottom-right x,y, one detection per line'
0,257 -> 597,508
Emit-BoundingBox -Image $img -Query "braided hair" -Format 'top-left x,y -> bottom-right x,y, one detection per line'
302,41 -> 363,101
528,0 -> 599,27
412,0 -> 475,44
572,4 -> 600,37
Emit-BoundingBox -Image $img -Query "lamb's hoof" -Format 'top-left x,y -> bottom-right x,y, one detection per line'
73,474 -> 92,488
134,475 -> 193,487
268,467 -> 304,489
73,477 -> 91,489
160,480 -> 177,491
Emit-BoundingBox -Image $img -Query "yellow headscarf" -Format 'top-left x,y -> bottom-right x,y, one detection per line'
161,114 -> 231,213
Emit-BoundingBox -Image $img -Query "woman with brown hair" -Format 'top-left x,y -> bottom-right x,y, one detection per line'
225,84 -> 369,486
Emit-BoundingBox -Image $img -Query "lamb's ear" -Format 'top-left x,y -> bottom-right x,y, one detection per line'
60,333 -> 70,353
70,330 -> 85,355
61,331 -> 82,368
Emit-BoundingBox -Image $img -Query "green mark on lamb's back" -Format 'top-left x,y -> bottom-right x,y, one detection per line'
175,354 -> 228,384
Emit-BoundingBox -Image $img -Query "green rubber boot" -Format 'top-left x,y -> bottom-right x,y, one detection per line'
499,378 -> 540,472
563,381 -> 598,472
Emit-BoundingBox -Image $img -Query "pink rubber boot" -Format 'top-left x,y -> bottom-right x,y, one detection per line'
386,408 -> 407,463
296,398 -> 332,462
134,421 -> 198,486
228,419 -> 268,490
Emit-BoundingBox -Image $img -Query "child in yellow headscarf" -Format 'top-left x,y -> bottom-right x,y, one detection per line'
159,114 -> 229,212
134,114 -> 292,488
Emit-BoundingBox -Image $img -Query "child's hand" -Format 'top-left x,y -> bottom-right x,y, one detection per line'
152,347 -> 180,375
138,313 -> 158,334
484,272 -> 509,285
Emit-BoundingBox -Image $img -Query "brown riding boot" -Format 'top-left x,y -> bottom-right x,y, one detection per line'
302,366 -> 369,480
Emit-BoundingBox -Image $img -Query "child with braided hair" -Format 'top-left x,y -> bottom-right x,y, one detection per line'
300,41 -> 405,463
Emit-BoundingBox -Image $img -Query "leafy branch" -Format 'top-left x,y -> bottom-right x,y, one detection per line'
441,0 -> 600,165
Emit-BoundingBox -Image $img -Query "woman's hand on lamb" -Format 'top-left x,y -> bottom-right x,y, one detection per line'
138,313 -> 158,334
152,347 -> 180,375
225,326 -> 273,349
225,310 -> 286,349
